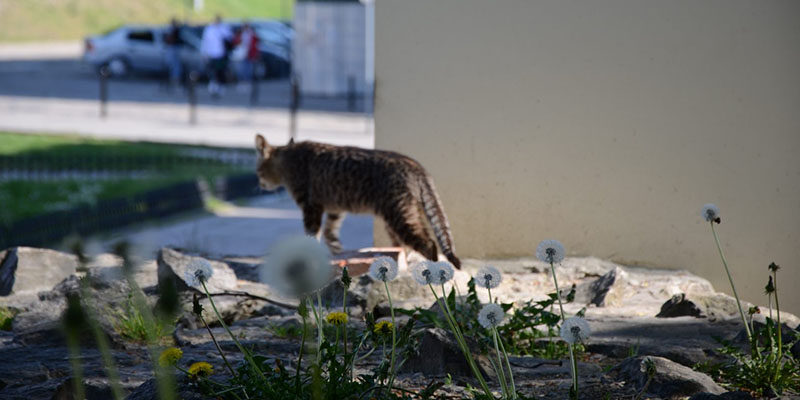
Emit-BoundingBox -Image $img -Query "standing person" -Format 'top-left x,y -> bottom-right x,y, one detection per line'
163,18 -> 183,91
232,21 -> 260,92
201,15 -> 232,97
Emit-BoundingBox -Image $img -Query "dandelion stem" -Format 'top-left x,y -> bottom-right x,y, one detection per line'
488,287 -> 493,304
295,308 -> 307,396
199,313 -> 237,377
773,269 -> 782,362
384,281 -> 398,394
710,222 -> 753,345
201,281 -> 265,382
550,261 -> 578,397
342,284 -> 349,379
65,332 -> 85,400
495,328 -> 517,399
492,327 -> 510,398
429,284 -> 493,397
316,291 -> 324,361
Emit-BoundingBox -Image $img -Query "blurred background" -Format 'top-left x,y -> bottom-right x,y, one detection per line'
0,0 -> 375,256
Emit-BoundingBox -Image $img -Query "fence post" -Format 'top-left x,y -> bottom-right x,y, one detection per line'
188,71 -> 198,125
250,61 -> 260,106
99,66 -> 109,118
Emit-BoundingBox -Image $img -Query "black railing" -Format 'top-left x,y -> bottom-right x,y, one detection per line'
0,173 -> 269,249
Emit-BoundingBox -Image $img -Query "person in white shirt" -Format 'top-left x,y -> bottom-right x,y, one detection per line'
201,15 -> 233,97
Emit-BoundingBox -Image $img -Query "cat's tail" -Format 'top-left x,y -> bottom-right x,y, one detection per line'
418,174 -> 461,269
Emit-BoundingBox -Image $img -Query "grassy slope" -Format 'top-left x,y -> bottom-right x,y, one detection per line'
0,0 -> 293,42
0,131 -> 248,224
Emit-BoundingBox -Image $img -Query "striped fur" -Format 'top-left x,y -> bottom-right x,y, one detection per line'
255,135 -> 461,268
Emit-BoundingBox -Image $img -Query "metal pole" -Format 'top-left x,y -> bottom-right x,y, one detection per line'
250,61 -> 260,106
99,66 -> 109,118
188,71 -> 198,125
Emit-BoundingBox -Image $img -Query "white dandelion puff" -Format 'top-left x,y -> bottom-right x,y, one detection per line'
411,261 -> 436,285
475,265 -> 502,289
478,303 -> 505,328
431,261 -> 455,285
184,259 -> 214,287
560,317 -> 590,345
536,239 -> 566,264
701,203 -> 720,222
368,257 -> 399,282
259,236 -> 333,297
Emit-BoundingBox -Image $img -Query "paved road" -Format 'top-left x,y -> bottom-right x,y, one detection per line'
0,42 -> 374,149
0,42 -> 369,113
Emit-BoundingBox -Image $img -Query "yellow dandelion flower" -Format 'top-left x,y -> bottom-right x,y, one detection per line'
373,321 -> 394,336
326,312 -> 348,326
158,347 -> 183,367
188,361 -> 214,378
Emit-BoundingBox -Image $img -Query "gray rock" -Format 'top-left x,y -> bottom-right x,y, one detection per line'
657,293 -> 704,318
575,266 -> 627,307
616,356 -> 724,398
0,247 -> 78,296
157,248 -> 238,294
401,327 -> 496,379
126,376 -> 206,400
688,391 -> 756,400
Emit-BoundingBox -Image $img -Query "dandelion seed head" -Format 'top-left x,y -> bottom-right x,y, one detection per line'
431,261 -> 455,285
411,261 -> 436,285
368,257 -> 399,282
560,316 -> 590,344
536,240 -> 566,264
701,203 -> 720,223
184,259 -> 214,287
475,265 -> 502,289
478,303 -> 505,329
259,236 -> 333,297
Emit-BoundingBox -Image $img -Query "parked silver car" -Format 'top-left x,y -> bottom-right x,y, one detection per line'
83,22 -> 291,79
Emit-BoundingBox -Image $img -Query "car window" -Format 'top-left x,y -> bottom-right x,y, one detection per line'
127,30 -> 155,42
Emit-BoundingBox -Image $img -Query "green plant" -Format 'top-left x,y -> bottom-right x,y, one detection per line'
0,306 -> 15,331
694,263 -> 800,396
116,293 -> 175,343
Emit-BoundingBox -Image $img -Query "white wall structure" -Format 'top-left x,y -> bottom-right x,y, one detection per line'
375,0 -> 800,313
293,2 -> 366,96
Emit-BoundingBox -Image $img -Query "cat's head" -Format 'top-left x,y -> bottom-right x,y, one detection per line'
255,134 -> 284,191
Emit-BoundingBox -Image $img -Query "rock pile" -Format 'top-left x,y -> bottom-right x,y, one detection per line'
0,246 -> 795,399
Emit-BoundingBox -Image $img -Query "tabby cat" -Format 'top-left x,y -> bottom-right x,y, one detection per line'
255,134 -> 461,269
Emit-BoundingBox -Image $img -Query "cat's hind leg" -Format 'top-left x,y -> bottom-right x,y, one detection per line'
386,214 -> 438,263
323,212 -> 345,254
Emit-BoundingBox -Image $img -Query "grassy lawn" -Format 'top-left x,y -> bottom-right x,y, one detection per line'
0,131 -> 251,225
0,0 -> 293,42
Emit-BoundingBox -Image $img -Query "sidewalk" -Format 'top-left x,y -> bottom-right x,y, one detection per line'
98,192 -> 374,258
0,95 -> 374,149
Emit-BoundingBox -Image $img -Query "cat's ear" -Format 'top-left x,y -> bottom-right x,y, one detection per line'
288,137 -> 295,146
255,134 -> 270,156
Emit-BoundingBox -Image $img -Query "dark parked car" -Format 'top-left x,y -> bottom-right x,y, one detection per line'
83,21 -> 291,80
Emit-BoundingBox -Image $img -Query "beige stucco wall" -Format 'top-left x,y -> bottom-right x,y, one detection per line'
374,0 -> 800,313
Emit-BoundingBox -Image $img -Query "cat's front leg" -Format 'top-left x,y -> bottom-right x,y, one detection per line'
301,204 -> 324,239
323,212 -> 345,254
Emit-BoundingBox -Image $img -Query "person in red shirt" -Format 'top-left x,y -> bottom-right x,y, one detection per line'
232,21 -> 260,91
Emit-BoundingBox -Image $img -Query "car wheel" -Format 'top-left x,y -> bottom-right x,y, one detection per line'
106,57 -> 129,77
